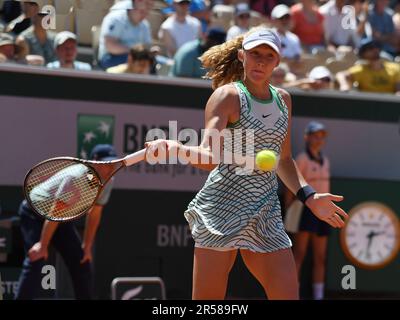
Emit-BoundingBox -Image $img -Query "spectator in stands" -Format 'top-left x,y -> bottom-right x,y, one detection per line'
226,3 -> 251,41
158,0 -> 202,58
348,0 -> 372,40
319,0 -> 361,50
98,0 -> 152,69
0,32 -> 16,62
270,62 -> 297,86
172,27 -> 226,78
106,43 -> 154,74
290,0 -> 325,52
368,0 -> 398,58
47,31 -> 92,71
284,65 -> 333,90
163,0 -> 210,33
0,31 -> 43,65
336,38 -> 400,94
1,0 -> 22,24
249,0 -> 278,17
6,0 -> 37,35
271,4 -> 302,61
15,4 -> 56,64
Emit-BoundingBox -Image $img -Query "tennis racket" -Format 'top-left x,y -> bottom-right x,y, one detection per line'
24,149 -> 146,222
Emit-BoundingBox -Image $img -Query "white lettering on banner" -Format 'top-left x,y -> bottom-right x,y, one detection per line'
1,96 -> 399,189
1,281 -> 19,296
157,225 -> 192,247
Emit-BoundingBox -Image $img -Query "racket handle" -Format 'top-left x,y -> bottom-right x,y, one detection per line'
123,149 -> 146,166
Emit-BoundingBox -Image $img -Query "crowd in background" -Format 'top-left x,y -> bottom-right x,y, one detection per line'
0,0 -> 399,94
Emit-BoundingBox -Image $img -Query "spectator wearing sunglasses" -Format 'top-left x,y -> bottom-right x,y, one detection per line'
271,4 -> 302,61
226,3 -> 251,41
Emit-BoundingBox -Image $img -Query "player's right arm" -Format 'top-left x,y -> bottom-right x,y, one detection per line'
145,84 -> 240,171
28,221 -> 59,262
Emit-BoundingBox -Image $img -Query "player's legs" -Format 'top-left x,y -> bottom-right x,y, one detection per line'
240,248 -> 299,300
192,247 -> 237,300
292,231 -> 311,278
52,224 -> 92,300
311,234 -> 328,300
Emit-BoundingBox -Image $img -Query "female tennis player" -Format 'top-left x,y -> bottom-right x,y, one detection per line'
145,27 -> 348,300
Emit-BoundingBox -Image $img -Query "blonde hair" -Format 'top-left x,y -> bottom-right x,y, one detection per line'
200,25 -> 270,90
200,35 -> 244,90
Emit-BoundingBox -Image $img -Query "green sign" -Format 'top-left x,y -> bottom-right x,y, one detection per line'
77,114 -> 115,158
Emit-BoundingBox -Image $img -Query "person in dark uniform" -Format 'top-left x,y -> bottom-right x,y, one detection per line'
15,144 -> 117,300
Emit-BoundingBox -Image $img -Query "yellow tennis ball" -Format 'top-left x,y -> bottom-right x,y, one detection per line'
256,150 -> 277,171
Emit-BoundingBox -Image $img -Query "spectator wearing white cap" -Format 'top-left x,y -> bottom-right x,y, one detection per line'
98,0 -> 152,69
158,0 -> 202,58
226,3 -> 251,41
0,31 -> 45,65
284,65 -> 333,90
271,4 -> 302,61
47,31 -> 92,71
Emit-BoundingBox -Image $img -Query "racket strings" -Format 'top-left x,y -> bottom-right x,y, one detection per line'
25,160 -> 100,221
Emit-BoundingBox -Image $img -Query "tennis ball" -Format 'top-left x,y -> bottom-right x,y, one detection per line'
255,150 -> 277,171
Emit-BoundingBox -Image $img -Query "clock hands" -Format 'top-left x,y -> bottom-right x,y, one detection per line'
365,230 -> 386,260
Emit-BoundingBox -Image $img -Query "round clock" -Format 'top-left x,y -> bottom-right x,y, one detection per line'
340,202 -> 400,270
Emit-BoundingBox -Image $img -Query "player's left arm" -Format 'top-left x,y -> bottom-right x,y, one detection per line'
276,88 -> 348,228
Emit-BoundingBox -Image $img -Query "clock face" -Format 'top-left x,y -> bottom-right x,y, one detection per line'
340,202 -> 400,269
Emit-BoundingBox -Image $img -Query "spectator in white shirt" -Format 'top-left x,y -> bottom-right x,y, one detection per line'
271,4 -> 302,61
226,3 -> 251,41
319,0 -> 361,50
158,0 -> 202,57
98,0 -> 152,69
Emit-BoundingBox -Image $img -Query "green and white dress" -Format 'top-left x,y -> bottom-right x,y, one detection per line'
184,81 -> 292,253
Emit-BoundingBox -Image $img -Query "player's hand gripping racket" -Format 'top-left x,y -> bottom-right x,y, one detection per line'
24,149 -> 146,222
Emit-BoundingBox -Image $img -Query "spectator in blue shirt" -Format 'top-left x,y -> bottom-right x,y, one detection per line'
368,0 -> 398,57
172,27 -> 226,78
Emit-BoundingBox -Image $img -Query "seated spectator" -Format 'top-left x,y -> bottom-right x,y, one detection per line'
368,0 -> 398,57
270,62 -> 297,86
163,0 -> 210,33
290,0 -> 325,52
0,31 -> 44,65
0,32 -> 16,62
15,5 -> 56,64
158,0 -> 202,58
47,31 -> 92,71
319,0 -> 361,50
284,65 -> 333,90
336,38 -> 400,94
348,0 -> 372,39
1,0 -> 22,24
98,0 -> 152,69
271,4 -> 302,61
172,27 -> 226,78
226,3 -> 251,41
6,0 -> 37,35
249,0 -> 278,17
106,44 -> 154,74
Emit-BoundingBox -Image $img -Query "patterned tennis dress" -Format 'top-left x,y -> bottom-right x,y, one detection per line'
184,81 -> 292,253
